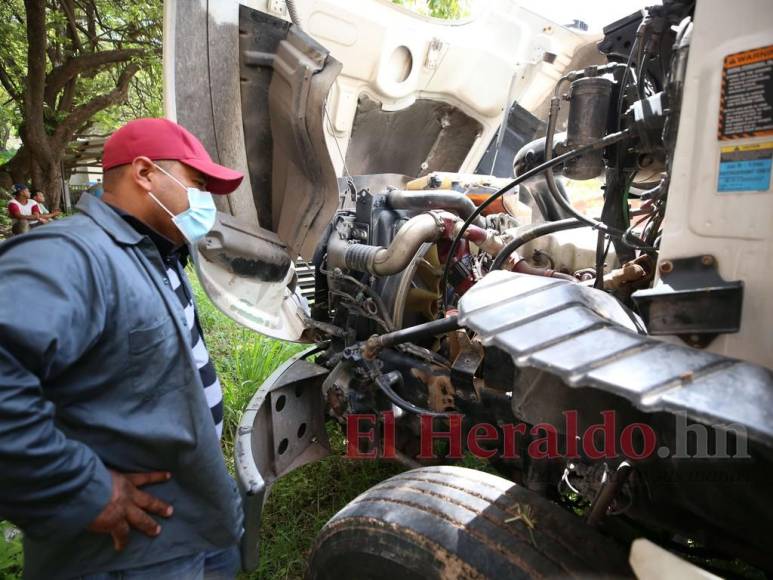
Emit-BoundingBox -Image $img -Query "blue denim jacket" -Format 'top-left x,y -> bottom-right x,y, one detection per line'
0,194 -> 242,580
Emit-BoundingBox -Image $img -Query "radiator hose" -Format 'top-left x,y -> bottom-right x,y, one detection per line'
490,218 -> 586,276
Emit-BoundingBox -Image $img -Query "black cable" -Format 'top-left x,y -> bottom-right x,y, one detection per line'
622,230 -> 658,253
635,40 -> 648,102
616,36 -> 640,131
490,218 -> 585,271
594,230 -> 606,289
439,129 -> 631,312
644,204 -> 665,247
376,371 -> 449,417
620,204 -> 662,253
602,236 -> 613,267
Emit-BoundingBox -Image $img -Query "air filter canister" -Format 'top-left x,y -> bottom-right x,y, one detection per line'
564,76 -> 614,180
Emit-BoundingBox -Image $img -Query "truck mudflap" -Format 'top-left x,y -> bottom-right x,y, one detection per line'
457,270 -> 773,446
235,347 -> 330,571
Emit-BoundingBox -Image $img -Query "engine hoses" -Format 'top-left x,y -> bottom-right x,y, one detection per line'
439,128 -> 631,313
490,218 -> 586,271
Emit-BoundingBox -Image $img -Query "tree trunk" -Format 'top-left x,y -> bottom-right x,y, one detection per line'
39,158 -> 63,210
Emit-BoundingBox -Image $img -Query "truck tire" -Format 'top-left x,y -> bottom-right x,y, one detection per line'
307,466 -> 632,579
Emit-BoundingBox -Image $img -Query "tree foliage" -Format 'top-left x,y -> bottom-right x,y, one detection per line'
0,0 -> 162,207
392,0 -> 473,20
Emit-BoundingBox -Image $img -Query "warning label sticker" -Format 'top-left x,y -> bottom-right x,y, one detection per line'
718,141 -> 773,192
718,45 -> 773,140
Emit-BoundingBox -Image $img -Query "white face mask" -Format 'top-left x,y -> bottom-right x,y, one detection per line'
147,163 -> 218,244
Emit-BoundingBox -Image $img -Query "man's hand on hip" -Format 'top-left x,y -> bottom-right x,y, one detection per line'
87,470 -> 174,551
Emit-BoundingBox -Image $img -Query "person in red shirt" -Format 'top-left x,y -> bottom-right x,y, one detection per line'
8,184 -> 41,235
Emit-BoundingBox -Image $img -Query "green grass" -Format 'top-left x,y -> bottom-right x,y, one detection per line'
0,522 -> 23,579
191,274 -> 404,579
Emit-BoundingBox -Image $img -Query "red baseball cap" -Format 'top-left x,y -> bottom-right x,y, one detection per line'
102,118 -> 244,195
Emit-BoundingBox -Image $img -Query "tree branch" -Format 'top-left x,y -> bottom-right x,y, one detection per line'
53,62 -> 139,146
59,0 -> 82,52
57,77 -> 77,113
72,0 -> 98,49
0,64 -> 20,102
44,48 -> 145,105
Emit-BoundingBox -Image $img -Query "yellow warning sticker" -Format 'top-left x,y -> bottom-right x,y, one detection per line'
720,141 -> 773,154
718,45 -> 773,141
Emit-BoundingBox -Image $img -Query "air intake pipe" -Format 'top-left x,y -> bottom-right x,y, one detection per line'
327,212 -> 503,277
386,189 -> 486,228
328,213 -> 443,276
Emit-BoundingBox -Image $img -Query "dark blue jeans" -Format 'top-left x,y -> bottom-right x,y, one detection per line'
77,545 -> 240,580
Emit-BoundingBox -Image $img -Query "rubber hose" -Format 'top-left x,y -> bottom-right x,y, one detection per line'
491,218 -> 585,271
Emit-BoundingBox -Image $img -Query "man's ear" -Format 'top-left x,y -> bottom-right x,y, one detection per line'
131,157 -> 158,193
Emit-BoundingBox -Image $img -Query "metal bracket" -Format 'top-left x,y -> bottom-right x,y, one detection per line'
632,255 -> 743,347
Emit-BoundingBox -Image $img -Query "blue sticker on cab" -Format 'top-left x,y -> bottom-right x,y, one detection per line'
718,142 -> 773,192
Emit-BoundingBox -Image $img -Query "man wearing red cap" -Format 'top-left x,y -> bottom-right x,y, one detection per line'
0,118 -> 246,579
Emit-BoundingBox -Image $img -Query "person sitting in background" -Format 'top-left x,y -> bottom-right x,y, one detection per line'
31,190 -> 62,223
8,184 -> 41,235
